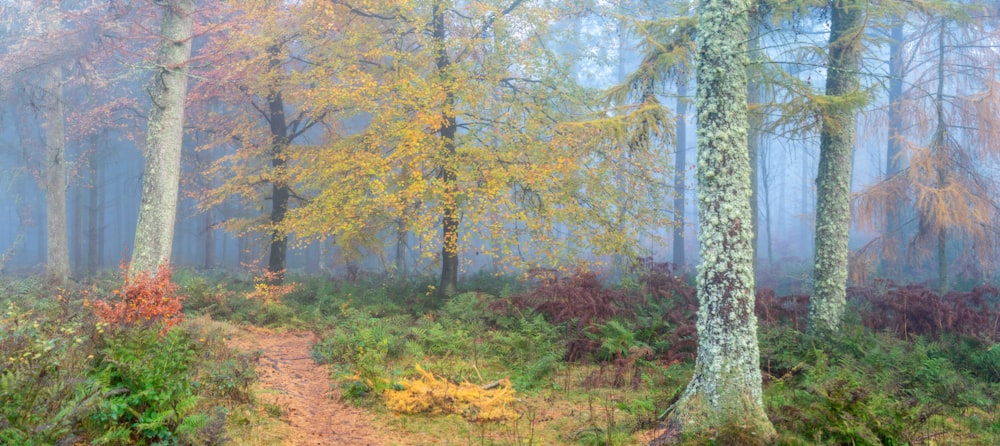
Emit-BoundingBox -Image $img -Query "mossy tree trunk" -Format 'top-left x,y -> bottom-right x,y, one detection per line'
655,0 -> 775,442
809,0 -> 864,334
131,0 -> 194,276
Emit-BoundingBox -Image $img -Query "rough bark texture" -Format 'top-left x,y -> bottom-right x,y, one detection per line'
131,0 -> 194,276
747,15 -> 762,278
672,81 -> 687,269
434,0 -> 459,298
809,0 -> 863,334
655,0 -> 775,442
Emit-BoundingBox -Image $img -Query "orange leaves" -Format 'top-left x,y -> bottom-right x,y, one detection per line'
91,264 -> 184,334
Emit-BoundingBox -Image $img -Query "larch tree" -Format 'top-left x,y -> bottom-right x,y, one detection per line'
654,0 -> 775,442
858,3 -> 1000,292
808,0 -> 866,334
130,0 -> 195,275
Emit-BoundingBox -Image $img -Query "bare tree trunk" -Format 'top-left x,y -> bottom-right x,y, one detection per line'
87,146 -> 100,274
204,207 -> 214,269
131,0 -> 195,276
809,0 -> 864,334
40,4 -> 70,285
656,0 -> 775,441
932,19 -> 948,294
882,20 -> 906,281
672,81 -> 688,270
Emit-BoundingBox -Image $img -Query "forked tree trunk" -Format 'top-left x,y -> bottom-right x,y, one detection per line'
655,0 -> 775,442
131,0 -> 194,276
809,0 -> 864,334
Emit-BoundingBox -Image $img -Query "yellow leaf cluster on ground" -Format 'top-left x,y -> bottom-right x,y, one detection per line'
384,364 -> 517,422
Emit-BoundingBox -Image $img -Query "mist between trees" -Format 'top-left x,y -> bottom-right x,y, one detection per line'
0,0 -> 996,307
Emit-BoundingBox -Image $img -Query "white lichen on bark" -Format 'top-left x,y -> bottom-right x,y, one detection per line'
809,0 -> 864,334
657,0 -> 775,441
131,0 -> 194,275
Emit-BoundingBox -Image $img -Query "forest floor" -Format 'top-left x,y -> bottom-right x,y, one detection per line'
225,326 -> 407,445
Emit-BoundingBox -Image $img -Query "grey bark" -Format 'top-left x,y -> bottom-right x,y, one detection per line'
655,0 -> 775,441
42,63 -> 70,286
131,0 -> 195,276
809,0 -> 864,334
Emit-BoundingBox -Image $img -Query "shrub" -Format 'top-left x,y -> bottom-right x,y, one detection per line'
91,264 -> 184,334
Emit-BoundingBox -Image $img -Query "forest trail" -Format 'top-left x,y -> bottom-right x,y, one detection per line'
225,326 -> 403,445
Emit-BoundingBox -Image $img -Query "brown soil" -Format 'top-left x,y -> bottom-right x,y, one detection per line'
226,326 -> 404,445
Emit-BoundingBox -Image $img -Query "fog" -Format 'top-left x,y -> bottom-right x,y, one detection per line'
1,0 -> 998,293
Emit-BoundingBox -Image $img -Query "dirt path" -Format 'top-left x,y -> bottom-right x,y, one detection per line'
226,326 -> 403,445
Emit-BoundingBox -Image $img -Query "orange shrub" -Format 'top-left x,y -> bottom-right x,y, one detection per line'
92,264 -> 185,333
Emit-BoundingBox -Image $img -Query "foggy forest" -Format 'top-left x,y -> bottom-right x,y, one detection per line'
1,0 -> 1000,444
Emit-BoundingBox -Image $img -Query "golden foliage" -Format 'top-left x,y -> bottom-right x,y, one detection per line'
384,364 -> 517,422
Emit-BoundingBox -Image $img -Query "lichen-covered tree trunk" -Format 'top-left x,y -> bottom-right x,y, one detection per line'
131,0 -> 194,276
747,13 -> 762,277
434,0 -> 459,298
809,0 -> 863,334
655,0 -> 775,442
672,81 -> 687,269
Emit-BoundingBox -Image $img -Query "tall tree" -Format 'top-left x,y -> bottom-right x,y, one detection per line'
130,0 -> 195,275
280,1 -> 672,294
808,0 -> 865,334
39,3 -> 70,286
858,3 -> 1000,291
672,80 -> 688,269
655,0 -> 775,441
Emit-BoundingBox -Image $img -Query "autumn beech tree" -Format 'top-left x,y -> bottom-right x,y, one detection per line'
273,0 -> 672,296
191,1 -> 328,285
654,0 -> 775,442
808,0 -> 866,334
130,0 -> 195,275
